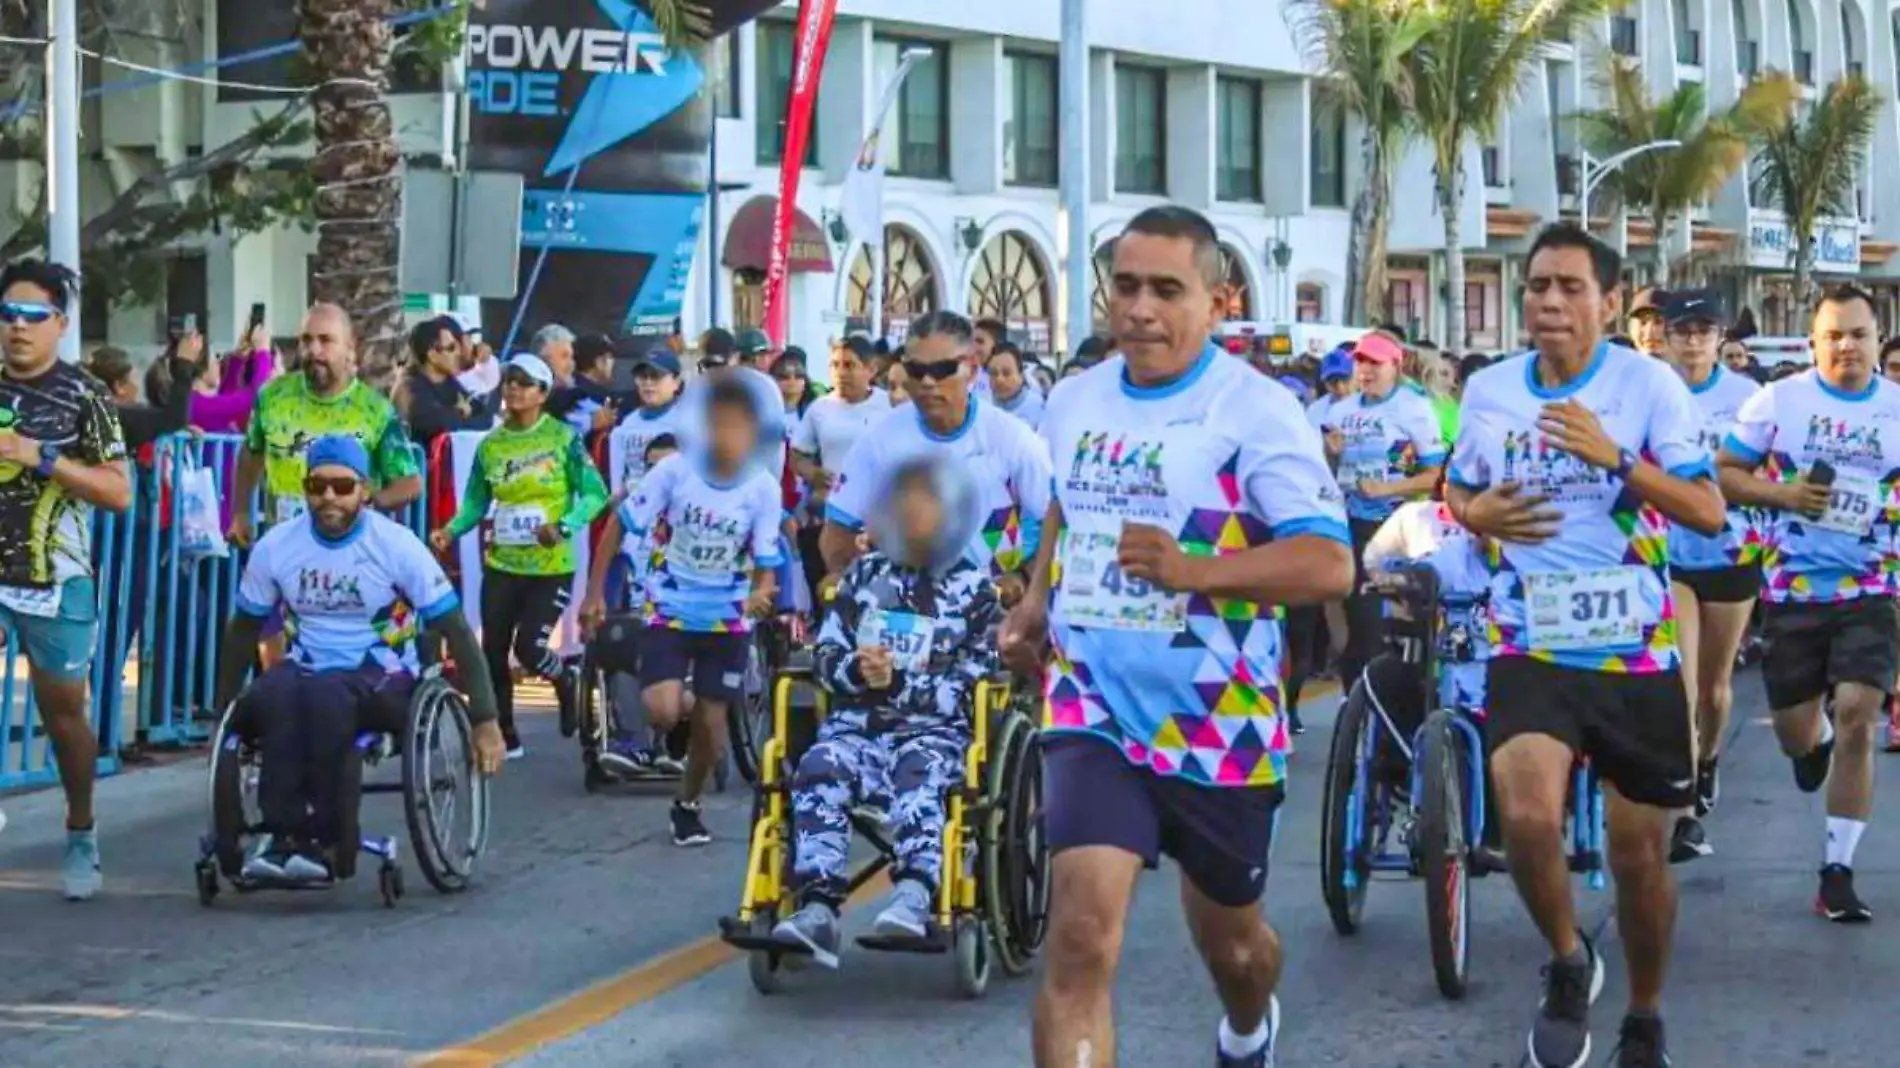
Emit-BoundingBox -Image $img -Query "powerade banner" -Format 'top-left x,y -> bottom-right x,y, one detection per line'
468,0 -> 778,341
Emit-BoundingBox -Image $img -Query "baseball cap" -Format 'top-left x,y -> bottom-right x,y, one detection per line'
634,349 -> 683,376
1352,333 -> 1405,365
736,328 -> 773,356
1628,287 -> 1667,318
504,352 -> 554,389
1319,347 -> 1353,381
1660,288 -> 1725,327
306,435 -> 371,481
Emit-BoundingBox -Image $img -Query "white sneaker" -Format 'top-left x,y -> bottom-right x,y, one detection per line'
505,745 -> 527,761
872,879 -> 934,939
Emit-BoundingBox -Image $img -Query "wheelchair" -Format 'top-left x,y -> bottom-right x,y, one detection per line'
717,668 -> 1049,999
193,665 -> 491,908
1319,562 -> 1605,1000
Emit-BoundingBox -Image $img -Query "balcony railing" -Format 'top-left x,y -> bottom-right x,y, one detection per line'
1611,16 -> 1639,56
1738,40 -> 1760,77
1795,50 -> 1814,83
1676,29 -> 1701,65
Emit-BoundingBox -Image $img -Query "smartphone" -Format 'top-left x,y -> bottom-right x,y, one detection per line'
248,302 -> 266,331
1808,460 -> 1836,487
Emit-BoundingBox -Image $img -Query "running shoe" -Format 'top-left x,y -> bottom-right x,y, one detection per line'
1791,735 -> 1834,794
282,851 -> 335,884
505,745 -> 527,761
596,738 -> 653,778
61,826 -> 101,902
872,878 -> 934,940
1215,995 -> 1280,1068
1694,758 -> 1719,818
1529,931 -> 1603,1068
1611,1014 -> 1671,1068
671,800 -> 711,847
240,835 -> 288,882
555,662 -> 580,739
1668,816 -> 1711,864
771,902 -> 841,970
1816,863 -> 1872,923
651,751 -> 686,776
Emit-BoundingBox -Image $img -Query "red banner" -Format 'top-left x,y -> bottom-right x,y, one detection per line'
761,0 -> 837,346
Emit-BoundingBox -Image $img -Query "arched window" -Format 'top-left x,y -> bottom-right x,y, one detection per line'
1296,283 -> 1325,323
847,225 -> 940,340
1839,4 -> 1862,74
1787,0 -> 1812,81
1090,241 -> 1116,331
968,232 -> 1052,325
1218,245 -> 1253,320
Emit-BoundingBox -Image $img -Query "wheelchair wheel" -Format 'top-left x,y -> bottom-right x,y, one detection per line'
207,704 -> 261,880
1415,711 -> 1472,1000
745,911 -> 787,995
984,713 -> 1048,978
952,915 -> 991,999
1320,680 -> 1377,936
728,625 -> 776,786
403,677 -> 490,894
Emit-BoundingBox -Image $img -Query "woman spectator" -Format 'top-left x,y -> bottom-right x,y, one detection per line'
218,322 -> 275,396
89,335 -> 196,449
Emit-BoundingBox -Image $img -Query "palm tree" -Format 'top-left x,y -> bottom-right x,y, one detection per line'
1751,76 -> 1883,313
1294,0 -> 1431,326
1406,0 -> 1623,347
1577,58 -> 1796,284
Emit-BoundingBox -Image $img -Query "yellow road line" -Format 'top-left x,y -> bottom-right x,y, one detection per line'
412,873 -> 890,1067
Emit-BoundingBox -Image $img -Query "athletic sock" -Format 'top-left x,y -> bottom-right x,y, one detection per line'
1816,714 -> 1836,750
1825,817 -> 1866,868
1218,1016 -> 1270,1058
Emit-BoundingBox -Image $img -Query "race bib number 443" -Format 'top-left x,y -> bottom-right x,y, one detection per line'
1522,566 -> 1657,651
1060,530 -> 1188,633
493,503 -> 545,546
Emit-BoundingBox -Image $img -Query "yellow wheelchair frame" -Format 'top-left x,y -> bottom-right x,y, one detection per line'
717,666 -> 1048,998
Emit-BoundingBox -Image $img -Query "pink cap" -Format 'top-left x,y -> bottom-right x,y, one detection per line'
1352,333 -> 1405,365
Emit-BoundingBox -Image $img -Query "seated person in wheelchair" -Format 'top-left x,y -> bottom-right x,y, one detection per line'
214,436 -> 505,884
772,455 -> 1003,968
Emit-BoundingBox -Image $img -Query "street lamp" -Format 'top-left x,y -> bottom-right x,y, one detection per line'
1579,140 -> 1684,228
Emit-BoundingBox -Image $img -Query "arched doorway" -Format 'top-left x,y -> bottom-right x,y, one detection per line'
1218,244 -> 1253,320
847,225 -> 940,342
1090,240 -> 1115,333
968,231 -> 1053,354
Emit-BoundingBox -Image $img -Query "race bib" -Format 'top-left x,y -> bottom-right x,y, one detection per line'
0,583 -> 59,619
1522,566 -> 1656,651
272,494 -> 307,525
493,503 -> 546,547
671,521 -> 740,573
1810,471 -> 1882,536
857,609 -> 937,672
1059,530 -> 1188,633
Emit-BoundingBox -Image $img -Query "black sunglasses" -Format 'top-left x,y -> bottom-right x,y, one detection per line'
303,475 -> 360,497
903,358 -> 962,382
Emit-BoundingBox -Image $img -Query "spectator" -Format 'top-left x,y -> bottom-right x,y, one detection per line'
404,316 -> 493,449
771,351 -> 819,420
560,333 -> 625,435
1719,334 -> 1760,380
91,337 -> 196,450
459,332 -> 501,397
532,323 -> 577,385
219,321 -> 276,396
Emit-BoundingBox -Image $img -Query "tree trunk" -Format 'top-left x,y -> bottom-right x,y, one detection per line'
1438,154 -> 1465,349
1344,131 -> 1393,327
1794,232 -> 1815,319
1651,207 -> 1670,286
300,0 -> 403,388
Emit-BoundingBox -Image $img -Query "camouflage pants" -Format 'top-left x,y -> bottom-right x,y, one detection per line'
789,722 -> 967,907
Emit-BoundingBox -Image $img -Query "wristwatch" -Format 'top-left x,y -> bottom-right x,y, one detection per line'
33,444 -> 58,479
555,519 -> 574,539
1611,448 -> 1637,479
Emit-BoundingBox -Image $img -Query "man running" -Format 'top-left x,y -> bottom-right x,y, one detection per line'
791,336 -> 889,590
1717,283 -> 1899,924
1003,207 -> 1351,1068
1657,289 -> 1761,863
1447,223 -> 1724,1068
0,259 -> 133,899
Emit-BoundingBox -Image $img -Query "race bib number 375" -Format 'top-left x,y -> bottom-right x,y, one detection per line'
1060,530 -> 1188,633
1522,566 -> 1656,651
1810,471 -> 1882,537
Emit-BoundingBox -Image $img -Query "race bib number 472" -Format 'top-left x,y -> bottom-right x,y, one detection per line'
1521,566 -> 1656,651
1059,530 -> 1188,633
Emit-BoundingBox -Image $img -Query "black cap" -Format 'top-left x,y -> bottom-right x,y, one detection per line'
1661,288 -> 1725,327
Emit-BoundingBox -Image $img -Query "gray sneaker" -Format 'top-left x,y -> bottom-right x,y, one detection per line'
1530,932 -> 1605,1068
240,835 -> 288,882
282,852 -> 334,884
772,902 -> 842,969
872,878 -> 934,940
62,826 -> 102,901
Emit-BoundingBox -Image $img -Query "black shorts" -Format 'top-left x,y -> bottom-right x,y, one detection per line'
1760,597 -> 1900,709
1486,656 -> 1694,809
1041,732 -> 1285,908
1671,564 -> 1761,605
639,627 -> 751,702
587,613 -> 645,677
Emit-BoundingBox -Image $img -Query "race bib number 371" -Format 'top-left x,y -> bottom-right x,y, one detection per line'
1522,566 -> 1656,651
1060,530 -> 1188,633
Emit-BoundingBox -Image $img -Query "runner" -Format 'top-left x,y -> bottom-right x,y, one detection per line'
790,337 -> 890,599
818,311 -> 1051,608
1447,223 -> 1724,1068
1627,287 -> 1667,358
985,342 -> 1045,429
1716,283 -> 1899,924
1658,289 -> 1761,864
430,354 -> 608,758
606,348 -> 689,499
0,259 -> 133,900
1002,206 -> 1352,1068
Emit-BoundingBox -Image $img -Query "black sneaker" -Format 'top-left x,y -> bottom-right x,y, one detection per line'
1791,736 -> 1834,794
1694,758 -> 1718,818
671,801 -> 711,847
555,663 -> 580,739
1529,932 -> 1603,1068
1816,863 -> 1872,923
1668,815 -> 1711,864
1611,1013 -> 1671,1068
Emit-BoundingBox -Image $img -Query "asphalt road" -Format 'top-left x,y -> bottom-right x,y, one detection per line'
0,671 -> 1894,1067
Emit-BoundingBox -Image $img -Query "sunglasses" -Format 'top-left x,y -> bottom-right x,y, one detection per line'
903,358 -> 962,383
0,302 -> 57,326
502,371 -> 544,389
774,370 -> 806,382
303,475 -> 360,497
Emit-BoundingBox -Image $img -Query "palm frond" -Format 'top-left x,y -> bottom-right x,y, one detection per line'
641,0 -> 712,49
1752,76 -> 1882,233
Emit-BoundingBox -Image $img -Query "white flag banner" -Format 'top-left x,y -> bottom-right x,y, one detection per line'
447,429 -> 592,655
839,49 -> 928,243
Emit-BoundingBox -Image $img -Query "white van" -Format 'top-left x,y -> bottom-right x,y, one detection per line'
1744,336 -> 1812,368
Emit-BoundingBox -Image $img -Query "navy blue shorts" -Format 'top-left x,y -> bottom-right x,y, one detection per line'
639,626 -> 750,703
1041,732 -> 1285,908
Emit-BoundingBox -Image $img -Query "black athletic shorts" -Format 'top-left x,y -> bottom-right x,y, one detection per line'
1760,596 -> 1900,710
1486,656 -> 1695,809
1041,732 -> 1285,908
1671,564 -> 1761,605
639,627 -> 751,702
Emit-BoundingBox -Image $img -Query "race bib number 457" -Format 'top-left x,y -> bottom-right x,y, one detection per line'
1522,565 -> 1656,651
1060,530 -> 1188,633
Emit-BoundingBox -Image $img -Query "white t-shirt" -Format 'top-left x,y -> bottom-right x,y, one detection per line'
1331,383 -> 1447,522
1040,345 -> 1346,789
792,389 -> 893,486
1668,365 -> 1762,573
1449,343 -> 1710,674
235,511 -> 459,674
828,398 -> 1053,577
993,385 -> 1046,430
1306,391 -> 1352,432
606,400 -> 692,496
621,453 -> 784,633
458,359 -> 501,398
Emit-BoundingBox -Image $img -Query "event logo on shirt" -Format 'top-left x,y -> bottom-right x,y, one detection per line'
1803,415 -> 1885,466
1499,430 -> 1606,498
372,598 -> 418,648
1065,432 -> 1168,518
295,568 -> 366,611
500,452 -> 560,483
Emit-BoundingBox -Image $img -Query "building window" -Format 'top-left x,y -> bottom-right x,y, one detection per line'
711,32 -> 740,118
1464,282 -> 1489,334
874,39 -> 950,179
1310,103 -> 1347,208
847,226 -> 941,340
1788,0 -> 1812,83
1114,65 -> 1166,195
1004,53 -> 1058,187
1733,0 -> 1758,75
1610,14 -> 1639,56
968,231 -> 1052,327
1840,8 -> 1862,78
1296,283 -> 1325,323
756,21 -> 819,165
1091,242 -> 1115,331
1216,77 -> 1261,202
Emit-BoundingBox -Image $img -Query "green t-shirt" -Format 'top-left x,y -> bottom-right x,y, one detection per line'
446,415 -> 609,576
245,376 -> 419,524
1431,394 -> 1460,444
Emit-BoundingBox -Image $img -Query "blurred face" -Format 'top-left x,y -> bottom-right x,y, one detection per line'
1109,232 -> 1224,379
540,339 -> 575,383
1884,347 -> 1900,385
1811,296 -> 1879,392
708,400 -> 759,468
830,348 -> 874,400
1353,354 -> 1400,396
1419,354 -> 1455,396
1523,245 -> 1615,364
425,328 -> 460,376
974,330 -> 998,361
892,476 -> 944,567
634,367 -> 680,408
987,352 -> 1024,401
1720,340 -> 1752,372
501,366 -> 549,416
1629,311 -> 1666,356
773,362 -> 807,407
1,280 -> 65,374
298,307 -> 356,394
304,462 -> 366,537
1664,318 -> 1721,381
903,332 -> 972,427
